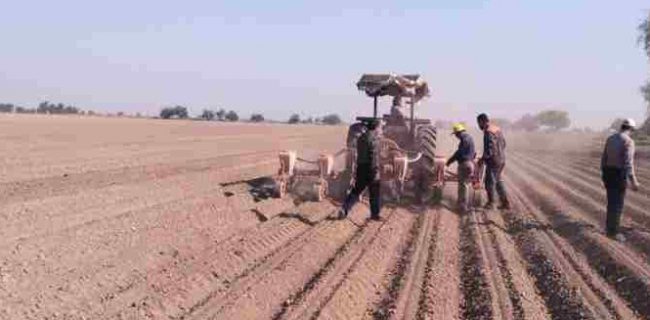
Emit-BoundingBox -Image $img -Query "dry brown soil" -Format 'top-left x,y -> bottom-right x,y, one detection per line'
1,115 -> 649,320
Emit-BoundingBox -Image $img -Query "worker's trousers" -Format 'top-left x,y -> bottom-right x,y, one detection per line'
343,165 -> 381,218
485,162 -> 508,205
602,167 -> 627,236
457,161 -> 474,213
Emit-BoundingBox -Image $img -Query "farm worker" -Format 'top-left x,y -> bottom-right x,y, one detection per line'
477,113 -> 511,210
389,96 -> 407,125
446,123 -> 476,213
338,118 -> 382,221
601,118 -> 640,241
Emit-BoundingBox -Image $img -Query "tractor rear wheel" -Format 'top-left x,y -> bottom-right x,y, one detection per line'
414,125 -> 437,204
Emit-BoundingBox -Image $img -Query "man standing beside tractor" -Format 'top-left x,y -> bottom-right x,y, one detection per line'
601,118 -> 640,241
338,118 -> 382,221
477,113 -> 511,210
445,123 -> 476,213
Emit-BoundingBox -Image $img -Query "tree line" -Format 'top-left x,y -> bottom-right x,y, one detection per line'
159,106 -> 342,125
0,101 -> 83,114
435,110 -> 571,132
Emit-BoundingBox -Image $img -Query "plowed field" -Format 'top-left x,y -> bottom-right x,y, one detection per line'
1,115 -> 649,320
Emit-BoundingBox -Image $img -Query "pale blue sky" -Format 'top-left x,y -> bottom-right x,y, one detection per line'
0,0 -> 648,128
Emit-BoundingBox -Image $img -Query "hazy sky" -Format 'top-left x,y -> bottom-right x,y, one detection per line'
1,0 -> 648,128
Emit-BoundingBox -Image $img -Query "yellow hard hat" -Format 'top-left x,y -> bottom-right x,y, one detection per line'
452,123 -> 466,134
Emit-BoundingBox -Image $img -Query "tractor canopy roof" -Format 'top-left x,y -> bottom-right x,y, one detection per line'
356,74 -> 430,103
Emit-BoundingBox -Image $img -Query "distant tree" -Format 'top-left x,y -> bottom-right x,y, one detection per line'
641,83 -> 650,116
288,114 -> 301,124
0,103 -> 15,113
88,110 -> 96,116
35,101 -> 80,114
512,114 -> 540,132
642,117 -> 650,135
225,110 -> 239,122
491,118 -> 512,130
117,111 -> 125,117
250,113 -> 265,122
201,109 -> 215,121
216,108 -> 226,121
638,14 -> 650,117
536,110 -> 571,131
37,101 -> 49,114
16,106 -> 34,114
639,13 -> 650,59
160,105 -> 189,119
302,116 -> 314,124
321,114 -> 342,125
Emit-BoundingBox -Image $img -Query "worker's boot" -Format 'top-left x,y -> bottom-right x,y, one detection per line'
484,191 -> 495,210
337,208 -> 348,220
498,196 -> 511,210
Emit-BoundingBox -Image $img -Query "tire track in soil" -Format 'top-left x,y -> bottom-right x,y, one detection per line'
310,208 -> 416,320
110,201 -> 336,320
417,207 -> 461,320
0,150 -> 278,206
477,209 -> 550,320
213,208 -> 403,320
504,187 -> 619,319
0,158 -> 277,248
467,209 -> 526,320
1,183 -> 290,319
506,160 -> 644,319
370,207 -> 435,320
274,207 -> 403,320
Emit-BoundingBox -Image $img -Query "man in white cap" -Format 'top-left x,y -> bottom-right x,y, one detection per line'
601,118 -> 641,241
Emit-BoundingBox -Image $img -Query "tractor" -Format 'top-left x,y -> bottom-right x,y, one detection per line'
344,74 -> 438,204
274,73 -> 483,206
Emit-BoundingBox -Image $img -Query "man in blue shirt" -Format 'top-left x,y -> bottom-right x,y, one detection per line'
446,123 -> 476,213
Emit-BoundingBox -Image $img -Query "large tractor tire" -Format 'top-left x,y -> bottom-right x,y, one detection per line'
414,124 -> 438,204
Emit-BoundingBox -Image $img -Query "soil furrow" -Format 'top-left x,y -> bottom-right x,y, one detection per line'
459,211 -> 495,320
506,161 -> 644,319
416,207 -> 461,320
512,152 -> 650,227
275,208 -> 401,320
115,202 -> 336,320
313,209 -> 417,320
380,207 -> 437,320
370,207 -> 428,320
478,209 -> 550,320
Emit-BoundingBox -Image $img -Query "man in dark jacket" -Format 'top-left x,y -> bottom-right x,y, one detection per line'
446,123 -> 476,213
477,113 -> 510,210
339,118 -> 382,221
